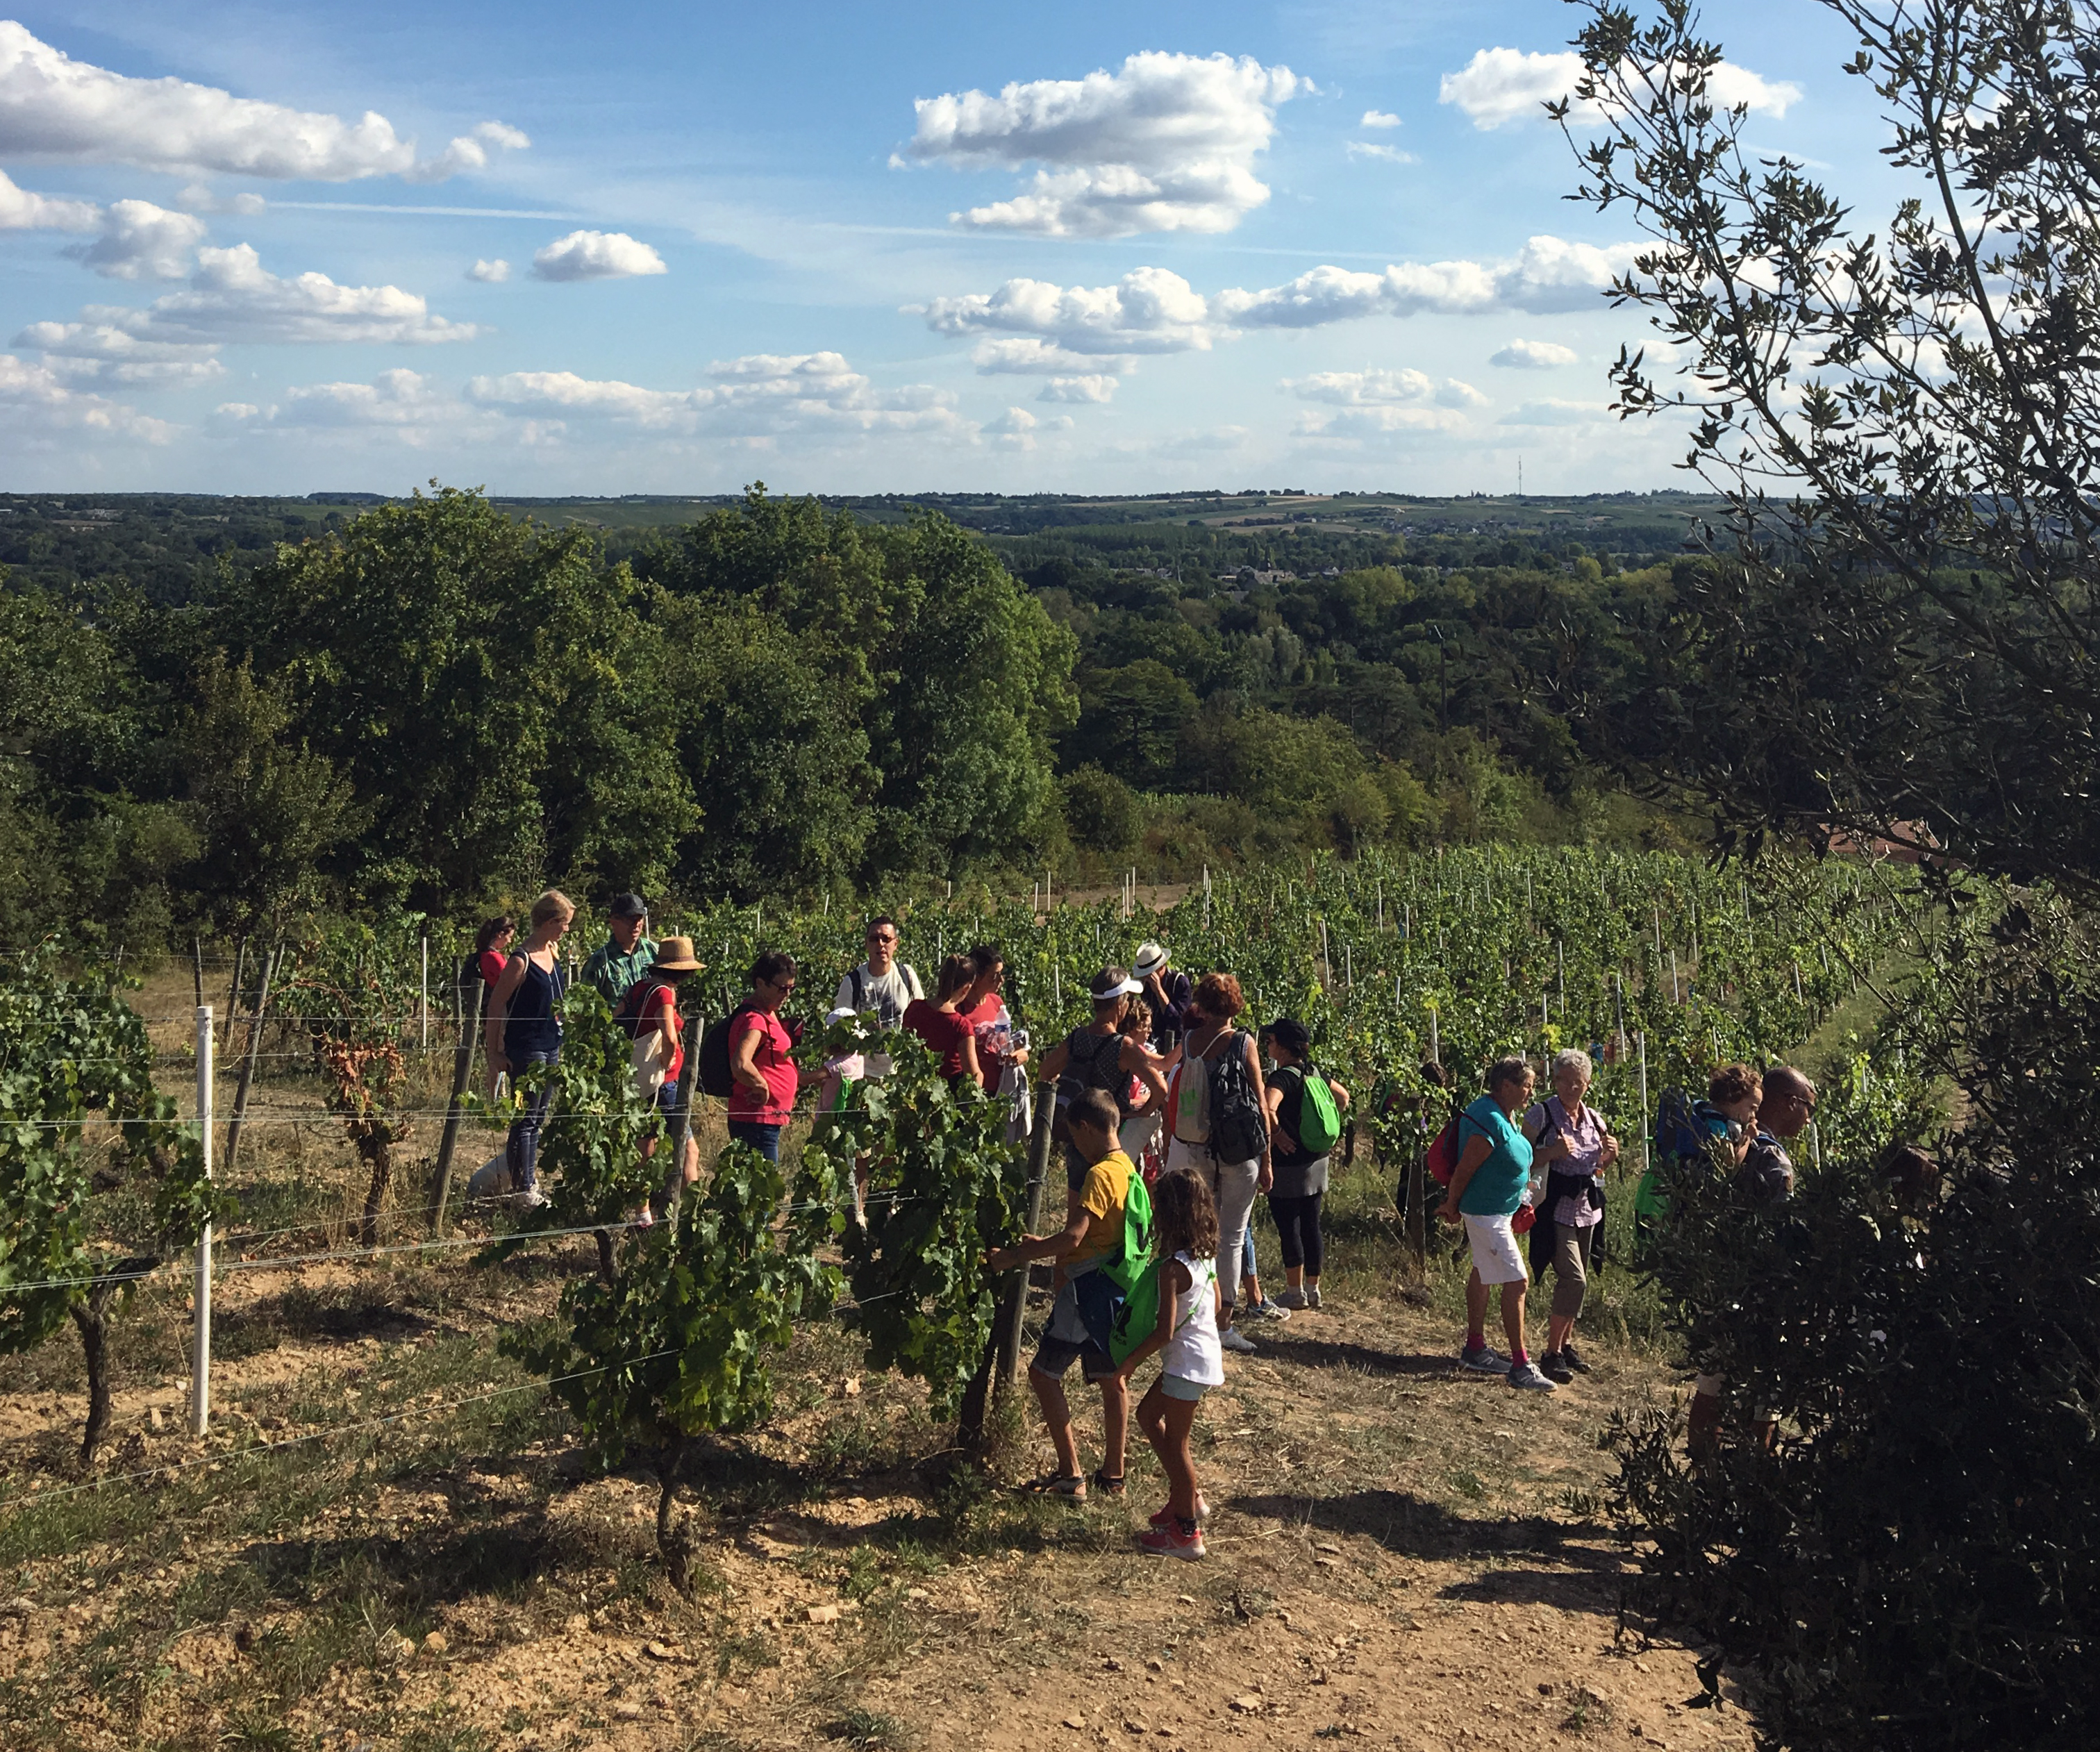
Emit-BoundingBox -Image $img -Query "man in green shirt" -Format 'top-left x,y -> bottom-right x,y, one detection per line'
583,893 -> 656,1006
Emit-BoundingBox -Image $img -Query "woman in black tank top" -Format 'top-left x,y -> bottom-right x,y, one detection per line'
483,891 -> 576,1206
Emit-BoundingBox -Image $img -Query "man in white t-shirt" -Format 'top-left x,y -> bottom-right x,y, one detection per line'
833,915 -> 923,1078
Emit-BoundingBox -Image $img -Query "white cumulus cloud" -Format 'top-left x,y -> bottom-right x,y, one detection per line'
468,258 -> 510,283
922,238 -> 1636,385
0,352 -> 172,442
67,199 -> 207,281
531,230 -> 667,281
1347,142 -> 1417,164
1295,404 -> 1472,440
0,22 -> 526,181
986,405 -> 1040,449
21,242 -> 477,358
15,319 -> 221,388
968,337 -> 1133,375
218,369 -> 502,444
1039,374 -> 1117,403
1218,237 -> 1639,326
1440,46 -> 1799,131
1286,368 -> 1485,408
1492,337 -> 1578,369
0,166 -> 97,230
922,267 -> 1218,356
1360,108 -> 1402,128
467,351 -> 966,442
904,51 -> 1304,237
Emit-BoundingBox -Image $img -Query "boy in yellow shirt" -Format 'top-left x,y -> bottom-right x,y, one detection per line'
988,1088 -> 1134,1499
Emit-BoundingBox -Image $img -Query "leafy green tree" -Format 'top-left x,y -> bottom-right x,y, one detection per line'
1074,658 -> 1198,789
640,489 -> 1076,884
0,584 -> 192,950
652,592 -> 877,899
174,652 -> 358,934
220,487 -> 693,910
1563,0 -> 2100,892
1061,765 -> 1144,855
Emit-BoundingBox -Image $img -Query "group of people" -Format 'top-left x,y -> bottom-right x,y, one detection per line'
474,890 -> 706,1205
471,894 -> 1819,1550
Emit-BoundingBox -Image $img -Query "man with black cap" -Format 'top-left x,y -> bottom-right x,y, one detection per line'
583,893 -> 656,1007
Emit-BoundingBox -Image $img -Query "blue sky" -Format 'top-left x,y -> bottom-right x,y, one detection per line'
0,2 -> 1890,495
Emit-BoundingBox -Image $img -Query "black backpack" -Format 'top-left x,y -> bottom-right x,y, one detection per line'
1052,1026 -> 1126,1146
697,1003 -> 758,1099
1206,1029 -> 1268,1163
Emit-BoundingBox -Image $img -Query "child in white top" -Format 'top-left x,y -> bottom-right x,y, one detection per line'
1116,1167 -> 1222,1560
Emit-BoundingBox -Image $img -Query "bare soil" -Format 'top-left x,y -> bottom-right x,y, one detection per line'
0,968 -> 1753,1751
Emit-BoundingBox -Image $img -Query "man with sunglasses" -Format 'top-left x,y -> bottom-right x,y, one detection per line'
833,916 -> 923,1080
728,951 -> 799,1162
1744,1065 -> 1815,1203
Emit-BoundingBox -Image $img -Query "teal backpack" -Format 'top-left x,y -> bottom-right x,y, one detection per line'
1104,1170 -> 1158,1365
1296,1064 -> 1344,1156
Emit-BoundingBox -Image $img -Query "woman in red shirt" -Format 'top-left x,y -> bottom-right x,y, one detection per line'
474,915 -> 515,988
728,951 -> 801,1162
904,956 -> 984,1089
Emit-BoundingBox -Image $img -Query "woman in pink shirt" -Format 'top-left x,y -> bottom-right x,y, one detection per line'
728,951 -> 800,1162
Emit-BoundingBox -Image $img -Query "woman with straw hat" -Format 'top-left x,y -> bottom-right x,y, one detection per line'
617,934 -> 705,1210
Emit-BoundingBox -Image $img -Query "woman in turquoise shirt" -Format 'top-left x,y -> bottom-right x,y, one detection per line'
1439,1056 -> 1556,1392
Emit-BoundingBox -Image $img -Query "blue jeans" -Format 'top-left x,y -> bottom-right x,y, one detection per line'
1242,1224 -> 1258,1290
506,1048 -> 560,1191
728,1120 -> 781,1162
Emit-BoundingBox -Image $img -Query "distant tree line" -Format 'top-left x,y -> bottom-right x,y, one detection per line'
0,482 -> 1708,949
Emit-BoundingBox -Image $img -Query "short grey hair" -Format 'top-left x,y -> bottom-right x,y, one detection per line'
1549,1048 -> 1594,1083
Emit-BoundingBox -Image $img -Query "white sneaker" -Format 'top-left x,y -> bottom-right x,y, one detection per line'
519,1185 -> 549,1210
1219,1327 -> 1258,1355
1508,1361 -> 1558,1392
1306,1284 -> 1323,1310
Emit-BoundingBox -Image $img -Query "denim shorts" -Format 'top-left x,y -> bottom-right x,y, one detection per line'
1160,1374 -> 1210,1403
1031,1274 -> 1121,1384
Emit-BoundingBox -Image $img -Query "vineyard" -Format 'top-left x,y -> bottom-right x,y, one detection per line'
0,846 -> 1941,1751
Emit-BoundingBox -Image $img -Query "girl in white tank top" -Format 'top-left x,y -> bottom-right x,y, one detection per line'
1115,1168 -> 1223,1560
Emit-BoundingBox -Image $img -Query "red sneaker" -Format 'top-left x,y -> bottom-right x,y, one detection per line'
1136,1520 -> 1206,1561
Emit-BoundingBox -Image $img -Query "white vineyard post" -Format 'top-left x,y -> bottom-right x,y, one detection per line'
191,1006 -> 214,1437
420,935 -> 430,1051
1428,1006 -> 1440,1067
1636,1031 -> 1650,1178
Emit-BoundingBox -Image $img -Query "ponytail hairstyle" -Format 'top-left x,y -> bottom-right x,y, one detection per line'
935,953 -> 976,1003
1150,1167 -> 1219,1263
474,913 -> 515,953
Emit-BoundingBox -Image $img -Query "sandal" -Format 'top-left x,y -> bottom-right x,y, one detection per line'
1091,1469 -> 1127,1498
1022,1472 -> 1088,1499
